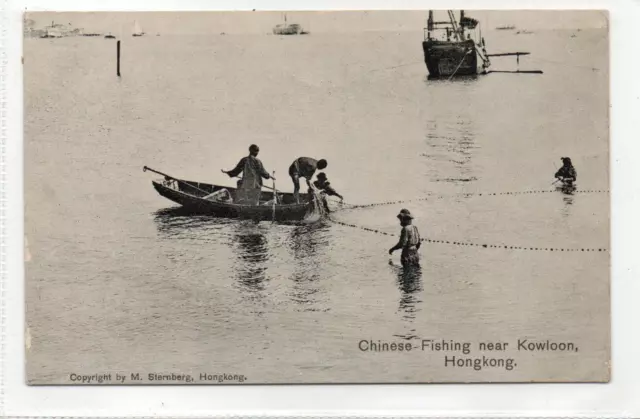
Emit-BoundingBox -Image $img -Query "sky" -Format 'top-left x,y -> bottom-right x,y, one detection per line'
25,10 -> 608,35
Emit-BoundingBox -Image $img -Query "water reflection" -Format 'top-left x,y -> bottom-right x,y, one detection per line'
153,207 -> 234,241
231,224 -> 270,297
421,76 -> 481,188
423,118 -> 478,186
287,222 -> 331,311
390,262 -> 423,341
289,222 -> 329,258
153,207 -> 271,306
561,194 -> 574,217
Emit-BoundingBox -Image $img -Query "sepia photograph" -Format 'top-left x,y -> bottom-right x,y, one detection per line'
24,9 -> 609,384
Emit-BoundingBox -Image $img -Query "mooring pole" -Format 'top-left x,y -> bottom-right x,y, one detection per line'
116,40 -> 121,77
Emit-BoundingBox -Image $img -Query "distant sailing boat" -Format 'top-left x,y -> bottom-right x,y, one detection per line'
132,20 -> 145,37
272,13 -> 303,35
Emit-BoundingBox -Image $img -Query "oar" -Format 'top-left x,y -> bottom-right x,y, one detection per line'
272,171 -> 277,222
144,166 -> 211,196
552,178 -> 573,186
262,184 -> 278,192
222,171 -> 281,192
551,162 -> 560,185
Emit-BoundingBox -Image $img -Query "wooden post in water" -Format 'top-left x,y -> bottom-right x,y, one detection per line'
116,40 -> 121,77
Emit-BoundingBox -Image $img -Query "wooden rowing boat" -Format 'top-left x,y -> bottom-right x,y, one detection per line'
145,166 -> 315,221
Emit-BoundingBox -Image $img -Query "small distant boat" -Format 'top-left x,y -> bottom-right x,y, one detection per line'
515,30 -> 533,35
36,21 -> 83,38
273,13 -> 305,35
495,25 -> 516,30
41,29 -> 62,38
104,33 -> 116,39
132,20 -> 145,37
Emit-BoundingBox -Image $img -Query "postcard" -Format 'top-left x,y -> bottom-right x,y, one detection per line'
24,9 -> 609,384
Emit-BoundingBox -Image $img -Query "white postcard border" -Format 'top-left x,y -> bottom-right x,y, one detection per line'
2,0 -> 639,417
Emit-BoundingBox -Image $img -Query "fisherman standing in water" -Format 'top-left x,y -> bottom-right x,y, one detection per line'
288,157 -> 328,203
555,157 -> 577,187
222,144 -> 273,205
389,209 -> 421,268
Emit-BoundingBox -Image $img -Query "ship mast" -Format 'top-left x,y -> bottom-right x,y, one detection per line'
424,10 -> 473,42
447,10 -> 463,41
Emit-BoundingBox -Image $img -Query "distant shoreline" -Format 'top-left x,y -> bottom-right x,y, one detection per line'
23,26 -> 605,40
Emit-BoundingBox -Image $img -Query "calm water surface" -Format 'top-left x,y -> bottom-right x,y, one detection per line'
25,29 -> 609,383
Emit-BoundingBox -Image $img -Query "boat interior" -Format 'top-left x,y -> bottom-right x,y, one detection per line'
161,178 -> 307,206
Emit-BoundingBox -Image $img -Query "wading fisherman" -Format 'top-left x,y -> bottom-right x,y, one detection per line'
555,157 -> 577,187
288,157 -> 328,203
388,209 -> 421,268
222,144 -> 273,205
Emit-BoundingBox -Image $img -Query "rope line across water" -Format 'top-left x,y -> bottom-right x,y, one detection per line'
334,188 -> 609,211
328,217 -> 608,253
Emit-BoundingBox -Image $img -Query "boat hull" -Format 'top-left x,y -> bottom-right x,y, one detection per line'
273,23 -> 302,35
151,179 -> 314,222
422,39 -> 486,78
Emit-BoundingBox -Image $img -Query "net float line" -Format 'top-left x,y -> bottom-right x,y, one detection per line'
332,188 -> 609,211
328,217 -> 608,253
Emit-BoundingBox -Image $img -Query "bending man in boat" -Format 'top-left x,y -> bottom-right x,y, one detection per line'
555,157 -> 577,187
289,157 -> 328,203
222,144 -> 273,205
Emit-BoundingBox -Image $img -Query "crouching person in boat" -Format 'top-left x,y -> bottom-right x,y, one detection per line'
313,173 -> 344,202
289,157 -> 328,203
388,209 -> 421,268
222,144 -> 274,205
309,172 -> 343,213
555,157 -> 577,187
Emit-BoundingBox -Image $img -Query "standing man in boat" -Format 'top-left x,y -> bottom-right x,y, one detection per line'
222,144 -> 274,205
555,157 -> 577,187
288,157 -> 328,203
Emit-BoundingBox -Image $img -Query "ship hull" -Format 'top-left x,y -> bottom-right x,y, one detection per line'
423,39 -> 486,78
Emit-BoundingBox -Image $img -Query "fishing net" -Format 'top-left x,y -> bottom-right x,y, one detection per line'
303,189 -> 328,223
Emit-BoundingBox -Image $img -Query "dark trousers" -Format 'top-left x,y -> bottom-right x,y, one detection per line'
401,247 -> 420,267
